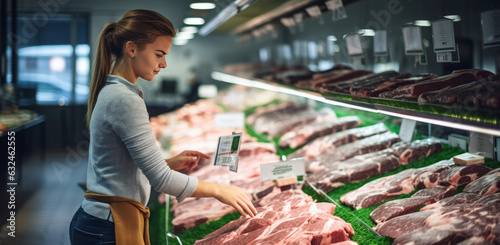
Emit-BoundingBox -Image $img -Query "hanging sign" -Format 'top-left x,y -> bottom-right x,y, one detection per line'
374,30 -> 388,56
432,18 -> 456,53
402,25 -> 424,55
481,9 -> 500,48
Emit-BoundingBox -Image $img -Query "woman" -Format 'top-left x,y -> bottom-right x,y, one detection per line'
69,9 -> 257,245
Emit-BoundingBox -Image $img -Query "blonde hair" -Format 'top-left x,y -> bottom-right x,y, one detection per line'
87,9 -> 176,128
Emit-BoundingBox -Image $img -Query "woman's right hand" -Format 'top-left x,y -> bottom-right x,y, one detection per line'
192,181 -> 258,217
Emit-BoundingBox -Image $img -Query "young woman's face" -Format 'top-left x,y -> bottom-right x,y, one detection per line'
131,35 -> 172,81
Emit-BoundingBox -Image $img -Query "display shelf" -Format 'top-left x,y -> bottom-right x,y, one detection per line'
212,71 -> 500,137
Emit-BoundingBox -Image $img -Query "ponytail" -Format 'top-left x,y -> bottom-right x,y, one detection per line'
86,9 -> 176,128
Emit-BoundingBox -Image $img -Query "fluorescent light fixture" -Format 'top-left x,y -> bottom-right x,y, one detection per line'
181,26 -> 198,33
173,39 -> 188,45
175,32 -> 195,40
444,15 -> 461,22
183,17 -> 205,25
190,2 -> 216,10
327,35 -> 337,41
413,20 -> 431,27
357,29 -> 375,36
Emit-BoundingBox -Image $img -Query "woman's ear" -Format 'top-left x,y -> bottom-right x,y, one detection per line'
124,41 -> 136,58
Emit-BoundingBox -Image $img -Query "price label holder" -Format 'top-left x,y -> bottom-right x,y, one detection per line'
469,132 -> 495,159
432,18 -> 456,53
399,118 -> 416,143
481,9 -> 500,48
260,158 -> 305,182
214,132 -> 242,172
325,0 -> 347,21
402,25 -> 424,55
214,112 -> 245,129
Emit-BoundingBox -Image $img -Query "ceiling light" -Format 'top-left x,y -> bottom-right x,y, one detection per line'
181,26 -> 198,33
173,39 -> 189,46
357,29 -> 375,36
413,20 -> 431,27
175,32 -> 195,40
183,17 -> 205,25
327,35 -> 337,41
444,15 -> 461,22
190,3 -> 216,10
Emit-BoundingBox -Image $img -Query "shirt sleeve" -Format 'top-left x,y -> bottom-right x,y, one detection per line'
106,92 -> 198,202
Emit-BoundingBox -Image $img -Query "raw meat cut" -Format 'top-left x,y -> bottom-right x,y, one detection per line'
390,193 -> 500,243
420,192 -> 481,211
462,168 -> 500,197
350,73 -> 412,97
438,164 -> 492,187
252,106 -> 337,137
288,123 -> 389,160
398,138 -> 443,164
195,189 -> 355,245
374,209 -> 435,238
306,131 -> 401,172
370,185 -> 456,224
320,71 -> 399,94
371,74 -> 437,97
278,116 -> 362,149
340,159 -> 454,209
246,102 -> 305,126
378,70 -> 494,99
309,70 -> 373,90
417,75 -> 500,105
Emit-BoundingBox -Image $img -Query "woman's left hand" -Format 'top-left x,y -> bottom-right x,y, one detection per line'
166,150 -> 210,171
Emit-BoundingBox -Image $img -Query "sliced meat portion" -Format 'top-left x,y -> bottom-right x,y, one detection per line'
306,131 -> 401,172
417,75 -> 500,105
350,73 -> 412,97
321,71 -> 399,94
379,70 -> 494,99
398,138 -> 443,164
373,74 -> 437,97
309,70 -> 373,90
438,164 -> 492,187
420,192 -> 481,211
370,185 -> 456,224
375,209 -> 435,238
340,159 -> 454,209
288,123 -> 388,160
246,101 -> 300,125
278,116 -> 361,149
264,107 -> 337,137
463,168 -> 500,197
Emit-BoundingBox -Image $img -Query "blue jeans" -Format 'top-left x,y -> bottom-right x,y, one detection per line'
69,207 -> 116,245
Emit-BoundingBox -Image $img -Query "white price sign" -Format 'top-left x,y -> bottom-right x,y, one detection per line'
402,25 -> 424,55
374,30 -> 388,55
432,18 -> 456,52
214,112 -> 245,129
481,9 -> 500,48
260,158 -> 305,182
469,132 -> 495,159
214,132 -> 242,172
399,118 -> 416,143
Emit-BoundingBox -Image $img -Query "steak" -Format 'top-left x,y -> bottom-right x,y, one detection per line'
278,116 -> 362,149
309,70 -> 373,90
340,159 -> 455,209
417,75 -> 500,105
420,192 -> 481,211
398,138 -> 443,164
246,102 -> 306,126
350,73 -> 412,97
378,70 -> 494,99
370,185 -> 456,224
320,71 -> 396,94
438,164 -> 492,187
462,168 -> 500,197
373,74 -> 437,98
196,189 -> 355,245
288,123 -> 388,160
306,131 -> 401,172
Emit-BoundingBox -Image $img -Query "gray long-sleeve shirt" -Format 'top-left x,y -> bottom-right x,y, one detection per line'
82,75 -> 198,221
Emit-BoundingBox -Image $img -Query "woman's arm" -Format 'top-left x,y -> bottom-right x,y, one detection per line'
192,181 -> 258,217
